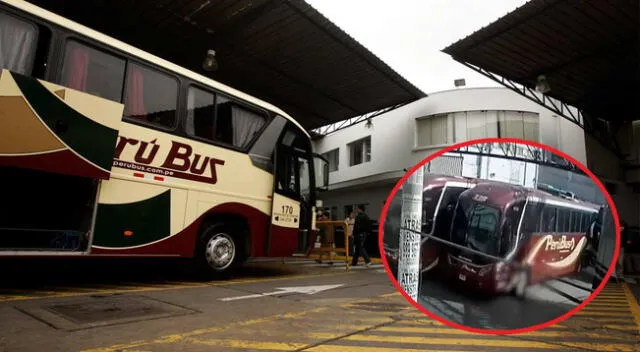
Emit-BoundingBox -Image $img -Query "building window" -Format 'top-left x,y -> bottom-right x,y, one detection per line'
453,111 -> 499,142
60,40 -> 126,103
416,114 -> 448,146
348,136 -> 371,166
498,111 -> 539,141
124,62 -> 178,129
322,149 -> 339,172
453,110 -> 539,143
0,12 -> 38,75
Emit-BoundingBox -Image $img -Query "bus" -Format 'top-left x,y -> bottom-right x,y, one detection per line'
0,0 -> 329,277
445,182 -> 601,298
383,175 -> 478,276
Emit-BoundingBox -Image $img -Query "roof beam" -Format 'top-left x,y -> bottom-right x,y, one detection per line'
458,61 -> 625,158
451,142 -> 586,175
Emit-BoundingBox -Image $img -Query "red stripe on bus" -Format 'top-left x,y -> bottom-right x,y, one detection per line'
133,172 -> 144,178
267,195 -> 273,199
154,176 -> 165,181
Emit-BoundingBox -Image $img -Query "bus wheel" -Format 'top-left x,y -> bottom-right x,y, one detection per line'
514,269 -> 530,300
196,223 -> 242,279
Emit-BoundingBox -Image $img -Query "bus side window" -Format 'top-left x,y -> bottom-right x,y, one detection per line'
216,98 -> 267,149
0,12 -> 39,76
60,40 -> 125,103
540,206 -> 557,232
123,62 -> 178,128
185,86 -> 215,140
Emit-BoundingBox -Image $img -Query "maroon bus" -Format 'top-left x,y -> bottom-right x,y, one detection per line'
383,174 -> 478,276
443,182 -> 600,298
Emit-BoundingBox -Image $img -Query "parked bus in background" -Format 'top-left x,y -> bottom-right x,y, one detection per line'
445,182 -> 600,298
382,174 -> 478,277
0,0 -> 329,277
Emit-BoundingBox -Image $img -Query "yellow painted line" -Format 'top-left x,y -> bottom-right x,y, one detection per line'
0,295 -> 32,302
308,254 -> 383,263
378,292 -> 402,298
80,307 -> 328,352
575,311 -> 633,317
307,346 -> 481,352
374,326 -> 630,340
339,335 -> 639,351
581,307 -> 631,312
186,338 -> 308,350
622,283 -> 640,334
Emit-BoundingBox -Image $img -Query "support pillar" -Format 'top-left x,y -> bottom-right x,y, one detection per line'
398,165 -> 424,301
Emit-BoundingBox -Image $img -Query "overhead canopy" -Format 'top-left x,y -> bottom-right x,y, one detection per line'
443,0 -> 638,122
25,0 -> 424,131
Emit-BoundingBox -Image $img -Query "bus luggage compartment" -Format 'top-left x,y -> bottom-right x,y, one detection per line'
0,69 -> 124,180
0,166 -> 99,252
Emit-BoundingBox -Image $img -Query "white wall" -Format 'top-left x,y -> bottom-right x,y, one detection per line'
313,87 -> 588,186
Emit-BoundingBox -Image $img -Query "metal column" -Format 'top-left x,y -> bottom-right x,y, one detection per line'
398,166 -> 424,301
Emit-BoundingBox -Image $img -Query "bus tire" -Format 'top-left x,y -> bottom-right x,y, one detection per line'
195,222 -> 243,279
514,268 -> 530,300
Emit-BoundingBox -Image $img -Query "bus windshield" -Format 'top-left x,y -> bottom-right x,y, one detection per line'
451,198 -> 501,257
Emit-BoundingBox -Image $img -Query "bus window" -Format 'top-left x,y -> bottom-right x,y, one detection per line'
540,206 -> 557,232
185,86 -> 215,140
123,62 -> 177,128
432,186 -> 466,239
466,204 -> 500,257
60,40 -> 125,103
500,219 -> 514,257
556,208 -> 566,232
521,202 -> 540,234
216,97 -> 267,148
0,12 -> 38,75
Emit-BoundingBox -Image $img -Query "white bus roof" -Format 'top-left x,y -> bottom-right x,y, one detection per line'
2,0 -> 309,138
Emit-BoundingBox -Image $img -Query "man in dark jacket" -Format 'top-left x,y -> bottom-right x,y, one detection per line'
351,205 -> 372,267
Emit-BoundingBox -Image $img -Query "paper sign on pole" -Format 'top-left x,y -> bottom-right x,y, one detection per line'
398,166 -> 424,301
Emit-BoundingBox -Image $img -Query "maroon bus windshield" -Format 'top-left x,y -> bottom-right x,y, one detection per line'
451,197 -> 502,258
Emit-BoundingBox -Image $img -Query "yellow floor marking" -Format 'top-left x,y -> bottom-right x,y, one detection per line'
308,254 -> 383,263
378,292 -> 402,298
575,311 -> 633,317
581,306 -> 631,312
374,326 -> 630,340
622,283 -> 640,334
0,295 -> 32,302
186,338 -> 308,350
339,335 -> 638,351
307,346 -> 479,352
80,307 -> 328,352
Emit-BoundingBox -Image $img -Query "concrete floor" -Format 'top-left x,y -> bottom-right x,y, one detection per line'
0,258 -> 638,352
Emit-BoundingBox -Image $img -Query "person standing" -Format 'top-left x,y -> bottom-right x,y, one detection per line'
351,205 -> 372,267
345,211 -> 356,256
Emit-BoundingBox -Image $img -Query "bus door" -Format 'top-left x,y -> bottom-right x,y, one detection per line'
267,144 -> 310,257
0,69 -> 124,180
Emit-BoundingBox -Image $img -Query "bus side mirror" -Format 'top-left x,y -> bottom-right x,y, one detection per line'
312,153 -> 329,191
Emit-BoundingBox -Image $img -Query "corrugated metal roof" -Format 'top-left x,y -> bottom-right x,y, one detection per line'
443,0 -> 638,121
26,0 -> 425,130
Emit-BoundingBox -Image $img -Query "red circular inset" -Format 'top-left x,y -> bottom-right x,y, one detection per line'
378,137 -> 621,335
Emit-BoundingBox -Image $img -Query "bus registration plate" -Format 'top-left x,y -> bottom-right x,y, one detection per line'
458,274 -> 466,281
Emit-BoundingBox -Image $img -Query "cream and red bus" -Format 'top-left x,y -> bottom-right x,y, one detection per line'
0,0 -> 329,277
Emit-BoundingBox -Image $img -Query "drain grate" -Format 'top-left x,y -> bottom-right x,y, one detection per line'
47,295 -> 170,324
16,294 -> 198,331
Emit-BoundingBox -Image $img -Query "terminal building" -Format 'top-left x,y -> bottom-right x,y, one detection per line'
312,86 -> 592,222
